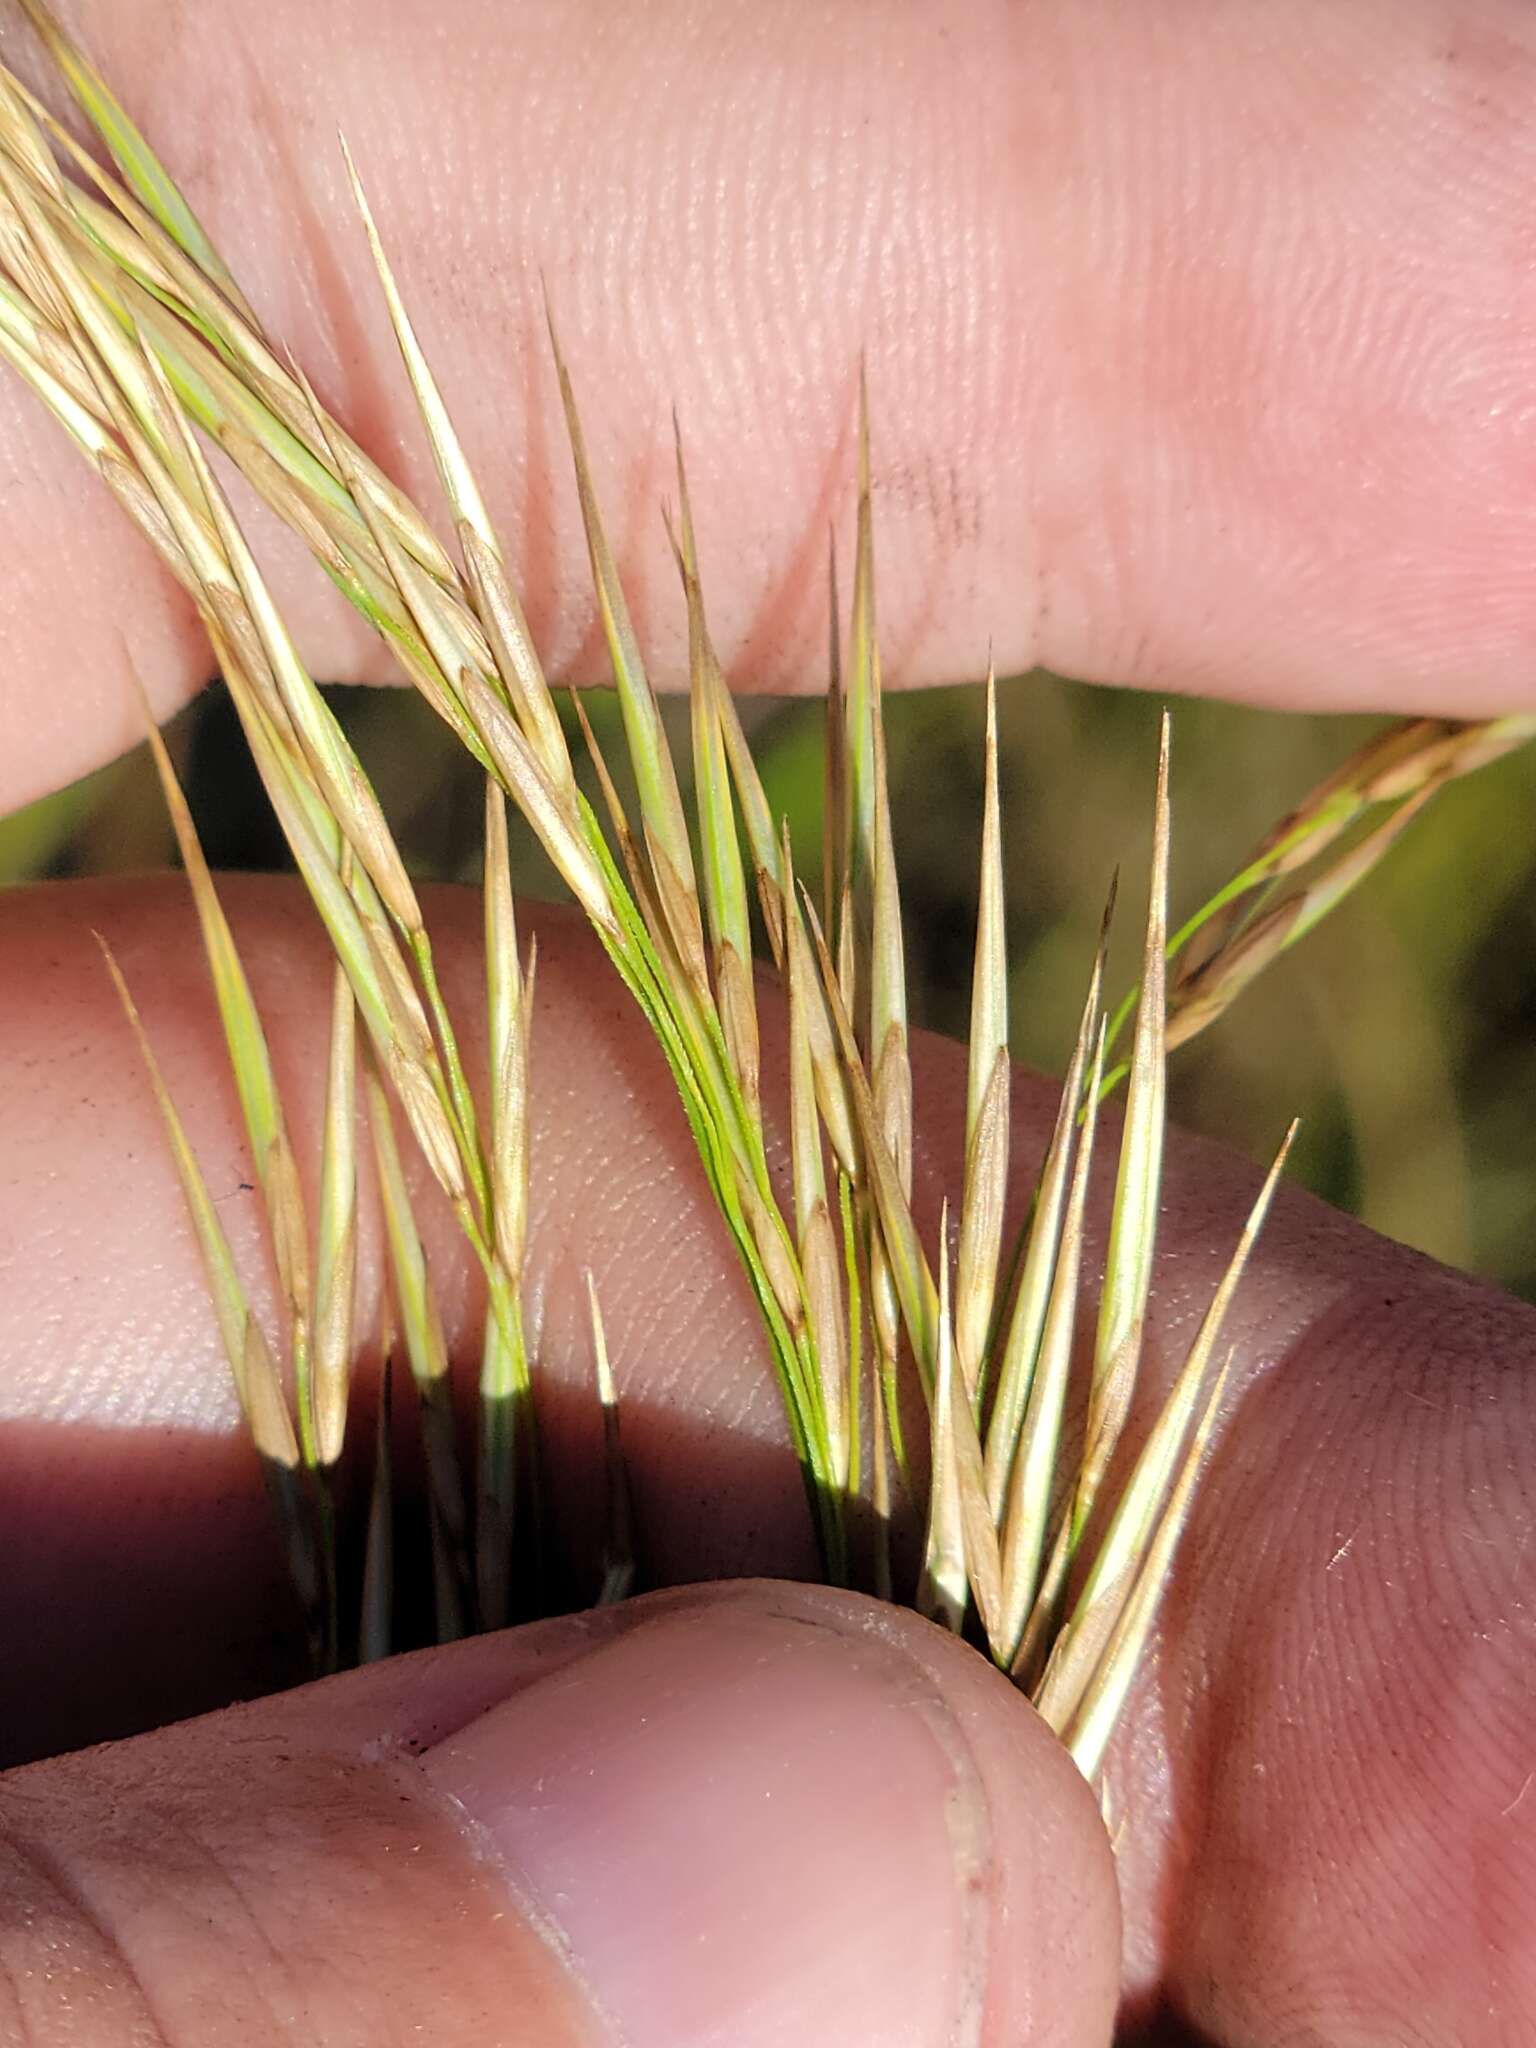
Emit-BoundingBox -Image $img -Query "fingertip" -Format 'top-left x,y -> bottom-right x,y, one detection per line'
423,1582 -> 1120,2047
1,1584 -> 1119,2047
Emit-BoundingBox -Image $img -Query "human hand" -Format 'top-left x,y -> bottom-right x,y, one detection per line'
0,5 -> 1532,2044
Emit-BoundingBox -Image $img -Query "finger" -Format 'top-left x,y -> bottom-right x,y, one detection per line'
6,877 -> 1535,2044
0,1580 -> 1120,2048
4,0 -> 1536,810
1111,1252 -> 1536,2044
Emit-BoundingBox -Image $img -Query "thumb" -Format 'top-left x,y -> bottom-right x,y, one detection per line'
0,1583 -> 1119,2048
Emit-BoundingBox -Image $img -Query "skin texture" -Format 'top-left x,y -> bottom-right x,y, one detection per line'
2,880 -> 1533,2046
0,1584 -> 1119,2048
2,0 -> 1536,808
0,2 -> 1534,2042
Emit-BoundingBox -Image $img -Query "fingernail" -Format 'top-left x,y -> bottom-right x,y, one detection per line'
421,1587 -> 997,2047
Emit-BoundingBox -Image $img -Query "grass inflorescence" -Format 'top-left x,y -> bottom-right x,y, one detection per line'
1,0 -> 1528,1781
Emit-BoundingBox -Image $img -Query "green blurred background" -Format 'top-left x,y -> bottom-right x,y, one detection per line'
5,674 -> 1535,1299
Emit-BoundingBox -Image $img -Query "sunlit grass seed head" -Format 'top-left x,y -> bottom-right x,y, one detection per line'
2,0 -> 1526,1784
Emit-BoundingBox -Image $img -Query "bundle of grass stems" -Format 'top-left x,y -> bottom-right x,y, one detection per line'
3,0 -> 1531,1788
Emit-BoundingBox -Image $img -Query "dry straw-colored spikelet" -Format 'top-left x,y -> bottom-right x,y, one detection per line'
2,0 -> 1527,1776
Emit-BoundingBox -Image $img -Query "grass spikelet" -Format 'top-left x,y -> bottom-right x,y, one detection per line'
0,149 -> 180,466
135,681 -> 312,1363
475,1278 -> 531,1631
121,690 -> 380,1661
109,343 -> 478,1244
0,290 -> 109,451
1058,1353 -> 1233,1784
363,1060 -> 469,1643
997,1015 -> 1107,1669
1032,1125 -> 1296,1736
918,1206 -> 1005,1642
0,191 -> 71,341
784,828 -> 849,1480
338,138 -> 496,558
844,367 -> 879,893
0,65 -> 64,203
462,667 -> 620,936
984,886 -> 1112,1518
16,0 -> 251,312
714,661 -> 787,960
802,893 -> 938,1389
917,1219 -> 967,1633
312,927 -> 358,1469
97,937 -> 299,1474
1165,774 -> 1443,1054
478,778 -> 537,1631
0,278 -> 102,416
869,710 -> 910,1181
131,333 -> 429,948
133,696 -> 350,1668
484,783 -> 532,1281
230,699 -> 466,1210
547,315 -> 703,975
586,1276 -> 636,1606
781,881 -> 860,1182
956,667 -> 1009,1398
1103,711 -> 1536,1082
97,937 -> 329,1651
677,439 -> 760,1117
1073,717 -> 1170,1553
458,521 -> 571,796
866,704 -> 916,1458
823,531 -> 849,942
